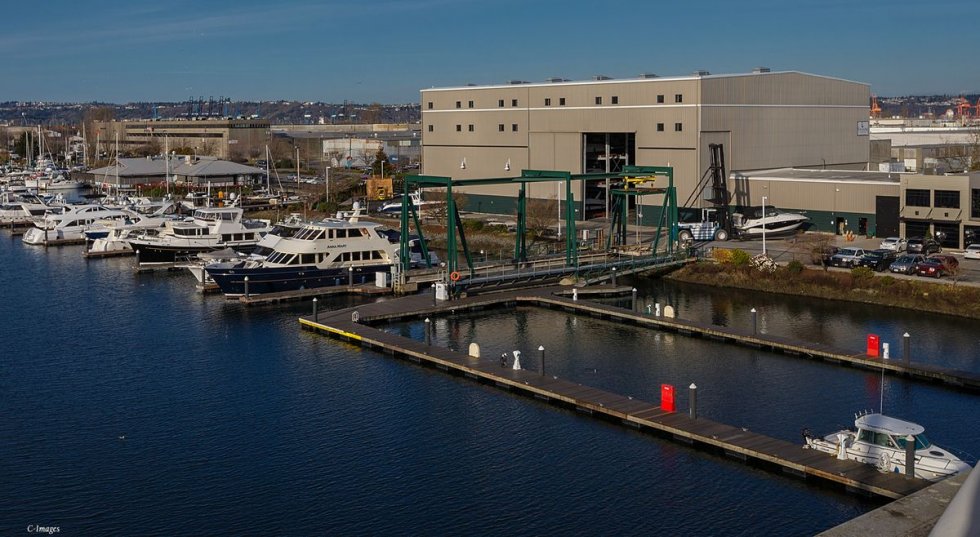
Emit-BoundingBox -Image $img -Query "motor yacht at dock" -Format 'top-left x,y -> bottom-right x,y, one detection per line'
126,206 -> 272,266
205,208 -> 401,297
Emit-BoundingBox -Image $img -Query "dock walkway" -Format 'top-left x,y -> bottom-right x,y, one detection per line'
299,287 -> 956,500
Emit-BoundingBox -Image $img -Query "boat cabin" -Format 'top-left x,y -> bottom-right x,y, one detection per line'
855,413 -> 931,451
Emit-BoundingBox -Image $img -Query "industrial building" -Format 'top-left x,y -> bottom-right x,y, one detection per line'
92,119 -> 271,160
420,69 -> 870,223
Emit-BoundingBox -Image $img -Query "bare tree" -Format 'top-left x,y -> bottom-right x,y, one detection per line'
525,197 -> 557,238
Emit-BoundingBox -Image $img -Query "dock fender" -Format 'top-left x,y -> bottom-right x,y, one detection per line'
836,433 -> 849,460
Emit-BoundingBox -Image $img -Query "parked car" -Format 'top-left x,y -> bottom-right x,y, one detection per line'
829,247 -> 866,267
878,237 -> 907,252
914,254 -> 959,278
889,254 -> 925,274
964,244 -> 980,260
856,249 -> 898,272
907,237 -> 941,255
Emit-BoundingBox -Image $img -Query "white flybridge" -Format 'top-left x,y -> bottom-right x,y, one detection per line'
126,205 -> 272,266
804,412 -> 971,481
22,204 -> 134,245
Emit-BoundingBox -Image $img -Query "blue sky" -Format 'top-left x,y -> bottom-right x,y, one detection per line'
4,0 -> 978,103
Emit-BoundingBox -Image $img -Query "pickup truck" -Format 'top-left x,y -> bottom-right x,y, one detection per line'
829,247 -> 866,267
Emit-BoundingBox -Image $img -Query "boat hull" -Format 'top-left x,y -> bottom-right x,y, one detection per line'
737,221 -> 806,238
207,263 -> 392,296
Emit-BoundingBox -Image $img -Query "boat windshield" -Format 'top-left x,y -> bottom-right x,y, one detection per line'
893,434 -> 931,450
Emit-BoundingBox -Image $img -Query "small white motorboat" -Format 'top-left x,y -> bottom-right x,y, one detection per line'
733,206 -> 808,238
803,412 -> 971,481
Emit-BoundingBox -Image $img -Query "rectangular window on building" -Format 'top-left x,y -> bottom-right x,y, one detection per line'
675,94 -> 683,103
934,190 -> 960,208
657,123 -> 664,132
611,96 -> 619,104
498,124 -> 505,132
427,102 -> 433,109
512,124 -> 518,132
498,99 -> 504,107
972,189 -> 980,218
559,97 -> 566,106
512,99 -> 518,107
468,100 -> 474,108
468,124 -> 474,132
428,125 -> 433,132
456,124 -> 462,132
456,101 -> 461,109
657,95 -> 664,103
906,189 -> 930,207
674,123 -> 683,131
595,96 -> 602,105
545,98 -> 551,106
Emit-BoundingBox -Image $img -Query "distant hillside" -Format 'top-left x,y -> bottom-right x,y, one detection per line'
0,100 -> 421,126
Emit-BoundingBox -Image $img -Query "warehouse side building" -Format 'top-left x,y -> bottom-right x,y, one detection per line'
420,69 -> 870,219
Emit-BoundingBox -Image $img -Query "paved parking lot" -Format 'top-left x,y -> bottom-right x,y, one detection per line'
696,234 -> 980,286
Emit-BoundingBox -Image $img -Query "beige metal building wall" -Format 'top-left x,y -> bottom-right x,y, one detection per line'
420,71 -> 869,211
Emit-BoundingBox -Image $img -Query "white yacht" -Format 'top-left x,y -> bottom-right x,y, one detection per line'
0,192 -> 64,224
22,204 -> 134,245
205,208 -> 399,296
733,206 -> 808,238
85,200 -> 190,255
804,412 -> 971,481
126,206 -> 272,266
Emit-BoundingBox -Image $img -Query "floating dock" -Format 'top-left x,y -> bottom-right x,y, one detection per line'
296,286 -> 975,500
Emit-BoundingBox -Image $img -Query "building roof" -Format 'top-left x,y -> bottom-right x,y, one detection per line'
735,168 -> 902,184
89,156 -> 264,177
421,70 -> 868,93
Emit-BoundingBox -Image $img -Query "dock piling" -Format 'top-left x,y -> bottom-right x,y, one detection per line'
631,288 -> 637,311
244,276 -> 250,299
312,297 -> 318,320
903,333 -> 911,366
424,318 -> 431,346
751,308 -> 758,335
539,345 -> 545,376
611,267 -> 617,286
689,383 -> 698,419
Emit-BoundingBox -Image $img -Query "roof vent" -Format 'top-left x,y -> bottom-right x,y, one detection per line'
753,67 -> 771,74
466,83 -> 477,86
508,80 -> 529,85
546,77 -> 568,83
692,70 -> 710,76
639,73 -> 659,79
593,75 -> 613,81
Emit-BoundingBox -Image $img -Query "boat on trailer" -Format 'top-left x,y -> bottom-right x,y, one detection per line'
803,411 -> 971,481
733,206 -> 808,238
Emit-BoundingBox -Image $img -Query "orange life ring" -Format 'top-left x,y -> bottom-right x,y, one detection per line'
449,271 -> 461,282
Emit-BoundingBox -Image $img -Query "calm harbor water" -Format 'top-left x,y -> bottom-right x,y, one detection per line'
2,236 -> 978,536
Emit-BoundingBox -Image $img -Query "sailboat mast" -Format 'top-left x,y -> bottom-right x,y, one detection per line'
165,135 -> 170,196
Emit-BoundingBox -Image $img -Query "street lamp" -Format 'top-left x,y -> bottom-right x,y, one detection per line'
761,196 -> 768,256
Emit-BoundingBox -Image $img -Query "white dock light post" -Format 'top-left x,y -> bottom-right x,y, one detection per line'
751,308 -> 758,335
244,276 -> 249,299
348,266 -> 354,288
761,196 -> 768,256
611,266 -> 617,286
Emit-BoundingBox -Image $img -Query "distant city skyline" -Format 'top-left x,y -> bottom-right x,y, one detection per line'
5,0 -> 979,103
